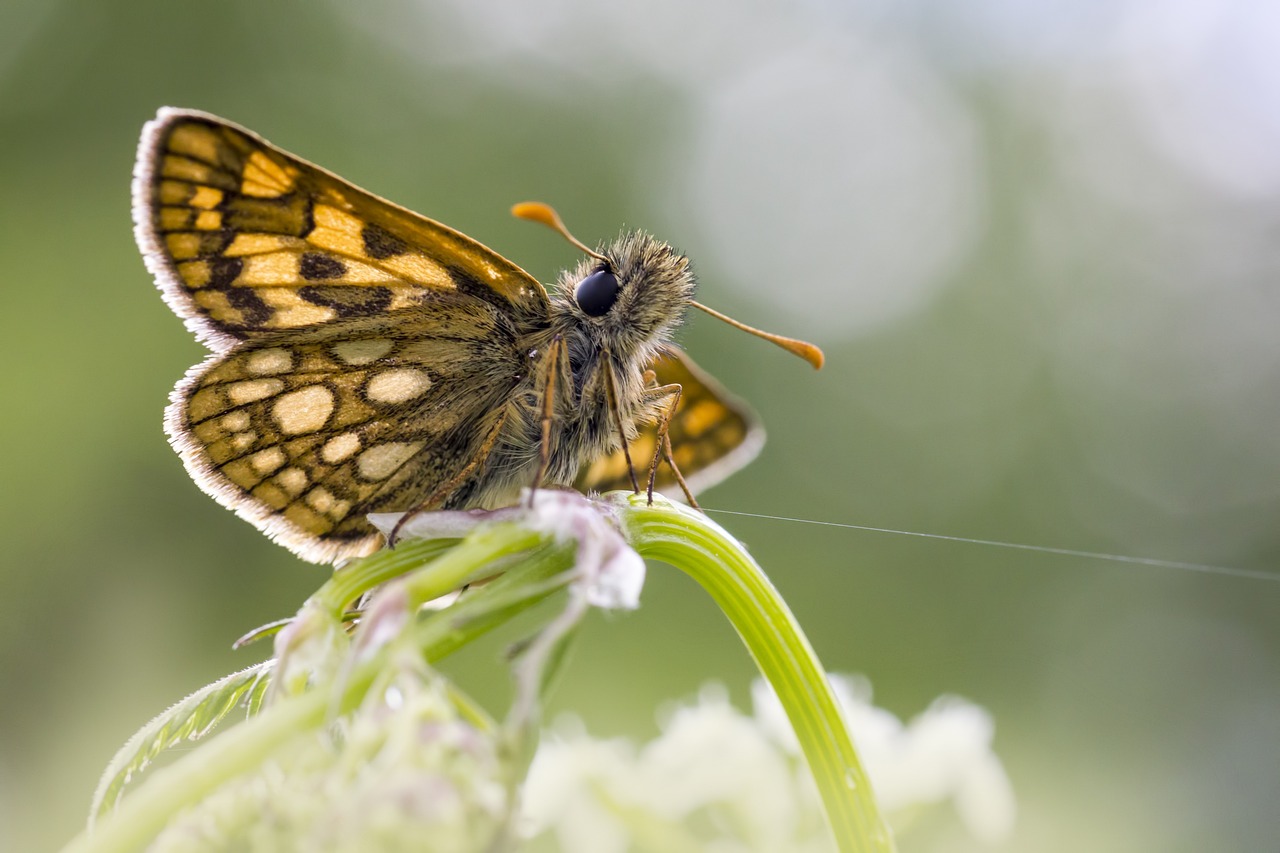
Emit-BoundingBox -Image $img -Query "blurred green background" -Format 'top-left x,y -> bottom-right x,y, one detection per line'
2,1 -> 1278,850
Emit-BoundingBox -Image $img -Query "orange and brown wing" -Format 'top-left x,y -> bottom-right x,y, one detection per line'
168,308 -> 519,564
575,348 -> 764,498
132,107 -> 549,352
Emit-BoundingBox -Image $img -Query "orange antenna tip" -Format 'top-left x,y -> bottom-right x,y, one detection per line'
691,300 -> 825,370
511,201 -> 560,229
512,201 -> 608,262
782,338 -> 826,370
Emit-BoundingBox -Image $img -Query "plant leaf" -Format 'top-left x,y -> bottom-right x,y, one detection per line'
89,660 -> 275,822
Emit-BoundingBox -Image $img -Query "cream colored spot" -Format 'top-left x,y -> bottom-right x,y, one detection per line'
230,431 -> 256,451
272,385 -> 335,435
267,301 -> 336,328
225,233 -> 290,256
241,252 -> 301,284
308,205 -> 365,256
309,488 -> 352,519
276,467 -> 308,495
333,339 -> 393,366
177,260 -> 211,288
195,210 -> 222,230
381,254 -> 452,288
249,447 -> 286,475
227,378 -> 284,405
366,368 -> 432,405
190,185 -> 223,209
220,411 -> 250,432
356,442 -> 421,481
247,348 -> 293,375
306,487 -> 336,514
321,433 -> 362,464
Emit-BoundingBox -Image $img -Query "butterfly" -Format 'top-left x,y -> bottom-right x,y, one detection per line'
132,108 -> 823,564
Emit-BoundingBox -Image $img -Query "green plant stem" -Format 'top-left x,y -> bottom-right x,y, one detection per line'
616,493 -> 896,853
313,537 -> 460,614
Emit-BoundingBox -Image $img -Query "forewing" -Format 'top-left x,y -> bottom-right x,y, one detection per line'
575,348 -> 764,497
133,107 -> 549,352
169,310 -> 521,563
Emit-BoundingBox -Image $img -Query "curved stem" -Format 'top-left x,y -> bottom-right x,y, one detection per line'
614,493 -> 895,853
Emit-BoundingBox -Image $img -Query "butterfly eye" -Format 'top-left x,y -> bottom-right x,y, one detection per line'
574,269 -> 620,317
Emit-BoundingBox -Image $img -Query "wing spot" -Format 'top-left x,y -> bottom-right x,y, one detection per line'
298,284 -> 392,317
242,252 -> 304,284
167,123 -> 222,165
321,433 -> 362,464
160,207 -> 191,230
255,290 -> 334,327
306,487 -> 338,514
275,467 -> 308,495
246,347 -> 293,375
272,385 -> 335,434
309,205 -> 365,256
283,503 -> 326,533
679,400 -> 723,439
361,222 -> 408,259
300,252 -> 346,281
195,210 -> 223,230
208,257 -> 244,289
357,441 -> 422,482
190,186 -> 224,209
220,411 -> 251,432
333,339 -> 393,365
178,260 -> 211,288
366,368 -> 432,405
165,233 -> 202,260
252,481 -> 290,510
161,155 -> 225,187
230,431 -> 256,451
227,378 -> 284,405
249,447 -> 287,475
159,180 -> 191,205
241,151 -> 295,198
225,234 -> 292,256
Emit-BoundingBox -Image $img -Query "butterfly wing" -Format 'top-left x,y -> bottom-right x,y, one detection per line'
133,108 -> 546,562
132,107 -> 549,352
575,348 -> 764,497
170,305 -> 524,563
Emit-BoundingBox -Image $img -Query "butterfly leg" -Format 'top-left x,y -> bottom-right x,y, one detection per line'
386,408 -> 512,547
602,354 -> 641,493
659,431 -> 699,508
643,383 -> 683,505
528,334 -> 566,508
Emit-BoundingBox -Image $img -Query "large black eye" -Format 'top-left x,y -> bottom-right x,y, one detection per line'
574,269 -> 619,317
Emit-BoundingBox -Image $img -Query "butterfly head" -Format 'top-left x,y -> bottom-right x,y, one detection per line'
515,201 -> 824,370
556,232 -> 696,355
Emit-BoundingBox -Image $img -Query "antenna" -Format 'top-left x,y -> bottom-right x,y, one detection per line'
513,201 -> 825,370
691,301 -> 824,370
511,201 -> 609,262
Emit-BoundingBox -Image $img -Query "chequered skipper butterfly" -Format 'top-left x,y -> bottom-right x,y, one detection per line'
133,108 -> 822,563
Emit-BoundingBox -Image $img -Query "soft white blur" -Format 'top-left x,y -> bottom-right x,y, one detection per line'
524,676 -> 1015,849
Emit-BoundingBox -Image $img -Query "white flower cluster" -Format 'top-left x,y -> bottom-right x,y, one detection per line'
523,675 -> 1015,851
148,667 -> 509,853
